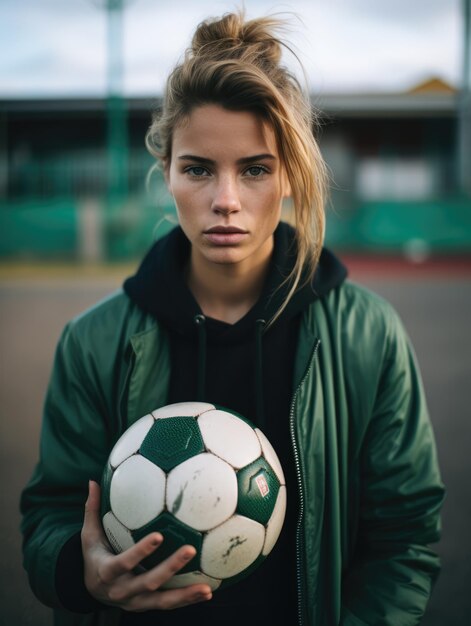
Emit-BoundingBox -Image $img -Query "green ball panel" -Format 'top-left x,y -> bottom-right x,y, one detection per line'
218,553 -> 265,590
132,511 -> 203,574
140,417 -> 205,472
100,461 -> 113,518
236,458 -> 280,525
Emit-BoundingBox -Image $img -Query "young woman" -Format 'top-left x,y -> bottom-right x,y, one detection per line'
21,11 -> 444,626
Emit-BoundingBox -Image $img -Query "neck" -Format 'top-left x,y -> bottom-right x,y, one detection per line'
187,250 -> 272,325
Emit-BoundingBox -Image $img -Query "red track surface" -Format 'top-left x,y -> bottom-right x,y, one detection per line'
339,255 -> 471,279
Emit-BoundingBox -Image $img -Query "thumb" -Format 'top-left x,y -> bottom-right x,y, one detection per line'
85,480 -> 101,514
82,480 -> 104,545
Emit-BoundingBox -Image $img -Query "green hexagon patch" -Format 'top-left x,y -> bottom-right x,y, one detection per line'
140,416 -> 205,472
236,458 -> 280,525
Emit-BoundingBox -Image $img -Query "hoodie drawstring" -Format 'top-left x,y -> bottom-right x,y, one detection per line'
194,314 -> 206,401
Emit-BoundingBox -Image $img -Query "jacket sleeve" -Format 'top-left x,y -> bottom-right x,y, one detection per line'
340,306 -> 445,626
20,322 -> 115,611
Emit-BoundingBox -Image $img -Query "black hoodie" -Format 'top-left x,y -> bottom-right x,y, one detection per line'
118,221 -> 347,625
123,221 -> 346,439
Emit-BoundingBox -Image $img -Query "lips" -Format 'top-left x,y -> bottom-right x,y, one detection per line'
203,226 -> 248,245
204,226 -> 247,234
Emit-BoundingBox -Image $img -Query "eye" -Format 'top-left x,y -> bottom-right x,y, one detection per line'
185,166 -> 210,177
244,165 -> 269,177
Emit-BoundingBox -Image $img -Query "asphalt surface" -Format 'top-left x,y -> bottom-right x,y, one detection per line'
0,266 -> 470,625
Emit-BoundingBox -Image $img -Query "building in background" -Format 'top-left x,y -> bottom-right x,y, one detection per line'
317,77 -> 469,257
0,77 -> 469,261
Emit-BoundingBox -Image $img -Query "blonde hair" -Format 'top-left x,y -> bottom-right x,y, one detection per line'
146,11 -> 328,323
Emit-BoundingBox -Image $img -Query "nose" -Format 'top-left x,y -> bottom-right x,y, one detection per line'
211,175 -> 241,215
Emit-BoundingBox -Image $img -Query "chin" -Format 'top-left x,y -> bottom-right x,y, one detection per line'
204,250 -> 245,265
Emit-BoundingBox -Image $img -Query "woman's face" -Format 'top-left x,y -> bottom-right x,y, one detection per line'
166,104 -> 290,273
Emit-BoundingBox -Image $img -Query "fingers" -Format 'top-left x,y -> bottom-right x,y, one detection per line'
128,583 -> 213,612
105,541 -> 212,610
103,532 -> 164,581
123,544 -> 197,598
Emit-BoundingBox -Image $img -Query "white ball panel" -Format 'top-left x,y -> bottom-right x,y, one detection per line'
110,455 -> 166,530
109,414 -> 154,469
102,511 -> 135,554
262,485 -> 287,556
166,453 -> 237,531
161,571 -> 221,591
151,402 -> 215,420
255,428 -> 286,485
201,515 -> 265,579
198,410 -> 261,469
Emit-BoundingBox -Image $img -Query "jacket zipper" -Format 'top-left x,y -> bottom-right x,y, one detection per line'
289,339 -> 321,626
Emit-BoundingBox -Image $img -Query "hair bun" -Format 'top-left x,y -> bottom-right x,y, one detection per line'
191,12 -> 282,66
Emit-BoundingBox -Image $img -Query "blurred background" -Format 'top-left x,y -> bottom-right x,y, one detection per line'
0,0 -> 470,624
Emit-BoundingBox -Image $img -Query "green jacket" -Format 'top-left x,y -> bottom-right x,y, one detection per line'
21,280 -> 444,626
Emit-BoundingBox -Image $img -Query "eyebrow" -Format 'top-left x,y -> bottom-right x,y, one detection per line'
177,153 -> 277,165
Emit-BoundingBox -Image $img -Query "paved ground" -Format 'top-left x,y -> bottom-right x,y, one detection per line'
0,263 -> 470,625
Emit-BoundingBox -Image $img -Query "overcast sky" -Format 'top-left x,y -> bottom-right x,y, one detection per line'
0,0 -> 463,98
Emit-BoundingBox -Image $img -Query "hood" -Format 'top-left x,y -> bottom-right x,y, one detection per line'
123,222 -> 347,339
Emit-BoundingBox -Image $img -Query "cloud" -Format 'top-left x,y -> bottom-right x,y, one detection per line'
337,0 -> 455,26
0,0 -> 462,97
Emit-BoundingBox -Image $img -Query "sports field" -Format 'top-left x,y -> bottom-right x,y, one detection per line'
1,260 -> 470,625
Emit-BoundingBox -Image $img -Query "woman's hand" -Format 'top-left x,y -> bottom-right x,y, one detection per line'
81,480 -> 213,611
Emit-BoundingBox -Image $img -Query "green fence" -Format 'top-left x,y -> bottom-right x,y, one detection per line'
326,198 -> 471,253
0,195 -> 470,261
0,197 -> 78,258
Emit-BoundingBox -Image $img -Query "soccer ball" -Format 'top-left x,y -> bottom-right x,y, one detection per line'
100,401 -> 286,591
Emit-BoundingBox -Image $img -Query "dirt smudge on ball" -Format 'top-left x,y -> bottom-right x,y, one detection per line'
222,536 -> 247,563
171,481 -> 188,515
